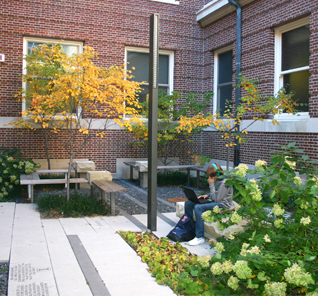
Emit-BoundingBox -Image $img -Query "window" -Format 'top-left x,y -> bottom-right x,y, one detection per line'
125,47 -> 174,106
274,18 -> 310,115
213,46 -> 233,116
23,37 -> 83,112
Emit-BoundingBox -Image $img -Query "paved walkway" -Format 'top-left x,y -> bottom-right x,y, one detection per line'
0,202 -> 215,296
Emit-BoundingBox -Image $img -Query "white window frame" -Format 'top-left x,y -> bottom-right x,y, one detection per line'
274,17 -> 310,119
213,45 -> 233,115
125,46 -> 174,113
22,37 -> 83,114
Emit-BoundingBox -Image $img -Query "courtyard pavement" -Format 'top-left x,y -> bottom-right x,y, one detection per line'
0,202 -> 215,296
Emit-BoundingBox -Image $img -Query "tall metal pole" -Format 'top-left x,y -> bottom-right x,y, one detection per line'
229,0 -> 241,167
147,13 -> 159,231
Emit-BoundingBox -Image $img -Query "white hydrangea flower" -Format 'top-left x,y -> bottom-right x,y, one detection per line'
228,232 -> 235,240
213,206 -> 221,214
214,242 -> 225,254
197,255 -> 211,268
263,234 -> 271,243
222,261 -> 233,273
293,176 -> 302,185
310,176 -> 318,188
233,261 -> 252,279
264,282 -> 287,296
210,262 -> 223,275
247,245 -> 261,255
255,159 -> 267,171
300,216 -> 311,226
227,276 -> 239,291
284,263 -> 315,288
233,164 -> 248,177
235,204 -> 241,212
230,212 -> 243,224
240,243 -> 250,256
247,278 -> 259,289
274,218 -> 284,229
272,204 -> 285,216
257,271 -> 268,281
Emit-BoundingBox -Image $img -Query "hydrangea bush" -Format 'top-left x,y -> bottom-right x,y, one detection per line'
0,148 -> 40,201
201,143 -> 318,295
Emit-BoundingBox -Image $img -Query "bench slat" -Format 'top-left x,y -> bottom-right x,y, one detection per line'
92,180 -> 126,193
37,169 -> 75,174
20,178 -> 88,185
20,172 -> 40,181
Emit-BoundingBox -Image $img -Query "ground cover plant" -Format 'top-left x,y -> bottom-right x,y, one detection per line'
120,143 -> 318,295
0,147 -> 40,201
36,192 -> 109,218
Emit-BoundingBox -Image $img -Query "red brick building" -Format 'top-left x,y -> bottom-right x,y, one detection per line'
1,0 -> 317,175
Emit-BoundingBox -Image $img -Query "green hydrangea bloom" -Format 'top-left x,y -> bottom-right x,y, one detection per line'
210,262 -> 223,275
274,218 -> 284,229
227,276 -> 239,291
214,242 -> 225,254
284,263 -> 315,288
264,282 -> 287,296
213,206 -> 221,214
230,212 -> 243,224
257,271 -> 268,281
233,261 -> 252,279
10,175 -> 17,183
293,176 -> 302,185
247,278 -> 259,289
233,164 -> 248,177
197,255 -> 211,268
255,159 -> 267,171
273,204 -> 285,216
7,156 -> 14,162
222,261 -> 233,273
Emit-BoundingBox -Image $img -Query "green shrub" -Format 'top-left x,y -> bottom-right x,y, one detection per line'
157,171 -> 196,187
36,192 -> 109,217
0,147 -> 40,201
201,143 -> 318,295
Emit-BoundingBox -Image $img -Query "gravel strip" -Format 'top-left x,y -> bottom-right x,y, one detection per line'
0,262 -> 8,296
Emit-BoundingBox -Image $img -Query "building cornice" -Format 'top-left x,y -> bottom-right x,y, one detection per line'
196,0 -> 255,27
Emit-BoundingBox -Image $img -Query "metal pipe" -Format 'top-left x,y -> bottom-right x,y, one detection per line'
228,0 -> 241,167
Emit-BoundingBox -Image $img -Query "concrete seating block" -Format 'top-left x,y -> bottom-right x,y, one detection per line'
86,171 -> 112,185
135,161 -> 148,172
73,161 -> 95,172
176,201 -> 248,239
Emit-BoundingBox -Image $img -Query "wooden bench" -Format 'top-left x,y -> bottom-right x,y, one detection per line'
91,180 -> 127,215
20,173 -> 88,203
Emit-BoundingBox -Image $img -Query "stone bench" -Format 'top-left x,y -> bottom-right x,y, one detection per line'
176,201 -> 248,239
20,174 -> 88,203
123,161 -> 196,188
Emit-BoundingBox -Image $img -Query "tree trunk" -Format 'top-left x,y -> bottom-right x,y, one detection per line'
45,133 -> 51,170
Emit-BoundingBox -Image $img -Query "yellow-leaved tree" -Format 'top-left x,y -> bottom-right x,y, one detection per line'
10,44 -> 142,200
179,76 -> 297,169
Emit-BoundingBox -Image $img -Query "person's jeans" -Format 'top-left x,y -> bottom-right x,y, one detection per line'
184,200 -> 224,238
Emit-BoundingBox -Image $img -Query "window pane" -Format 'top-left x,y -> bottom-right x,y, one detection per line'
127,52 -> 149,83
127,52 -> 169,85
218,50 -> 233,84
284,70 -> 309,112
28,42 -> 78,55
218,84 -> 232,116
282,25 -> 309,71
159,55 -> 169,84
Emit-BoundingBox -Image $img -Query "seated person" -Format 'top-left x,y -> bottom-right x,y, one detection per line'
185,163 -> 234,246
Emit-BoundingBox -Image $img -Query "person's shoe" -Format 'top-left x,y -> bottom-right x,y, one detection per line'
188,237 -> 205,246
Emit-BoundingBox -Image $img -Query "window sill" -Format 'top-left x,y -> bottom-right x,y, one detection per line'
149,0 -> 180,4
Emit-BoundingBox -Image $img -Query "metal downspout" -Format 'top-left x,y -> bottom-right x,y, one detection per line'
228,0 -> 241,167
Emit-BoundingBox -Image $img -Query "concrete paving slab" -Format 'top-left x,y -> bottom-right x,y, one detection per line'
8,204 -> 59,296
0,202 -> 15,262
41,219 -> 92,296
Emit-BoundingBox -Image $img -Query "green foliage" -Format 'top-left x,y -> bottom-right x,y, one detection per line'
0,147 -> 40,201
126,91 -> 213,166
118,231 -> 218,295
201,143 -> 318,295
157,171 -> 196,187
36,192 -> 109,217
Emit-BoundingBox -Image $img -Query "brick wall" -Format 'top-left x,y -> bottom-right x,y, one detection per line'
202,0 -> 318,164
1,0 -> 318,172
